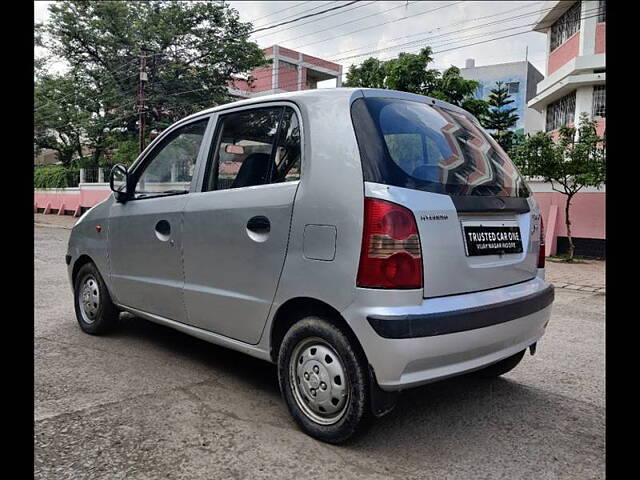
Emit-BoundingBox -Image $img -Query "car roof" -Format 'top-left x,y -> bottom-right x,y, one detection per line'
181,88 -> 471,122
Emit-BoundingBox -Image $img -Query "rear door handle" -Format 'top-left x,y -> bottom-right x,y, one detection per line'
155,219 -> 172,242
247,216 -> 270,233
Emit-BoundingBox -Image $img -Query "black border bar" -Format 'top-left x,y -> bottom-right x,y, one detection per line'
451,195 -> 530,214
367,284 -> 554,339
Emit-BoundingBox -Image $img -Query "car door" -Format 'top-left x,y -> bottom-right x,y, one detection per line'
108,117 -> 211,322
182,104 -> 302,344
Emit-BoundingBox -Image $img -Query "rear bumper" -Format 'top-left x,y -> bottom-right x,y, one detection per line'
341,278 -> 554,391
367,284 -> 553,338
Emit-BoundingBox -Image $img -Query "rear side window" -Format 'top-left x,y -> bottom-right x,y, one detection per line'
204,106 -> 301,192
351,97 -> 529,197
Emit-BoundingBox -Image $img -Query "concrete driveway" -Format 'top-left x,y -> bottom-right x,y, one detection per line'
35,224 -> 605,479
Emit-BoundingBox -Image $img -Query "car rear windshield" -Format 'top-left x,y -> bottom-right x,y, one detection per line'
351,97 -> 530,197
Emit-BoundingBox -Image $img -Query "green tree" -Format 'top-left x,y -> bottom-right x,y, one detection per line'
343,57 -> 386,89
383,48 -> 440,94
343,48 -> 488,120
35,0 -> 266,165
485,81 -> 519,152
34,73 -> 88,165
510,113 -> 605,262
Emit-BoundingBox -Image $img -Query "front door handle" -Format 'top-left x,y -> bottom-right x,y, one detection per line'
247,215 -> 270,234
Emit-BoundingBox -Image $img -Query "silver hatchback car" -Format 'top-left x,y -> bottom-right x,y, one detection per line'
67,88 -> 554,443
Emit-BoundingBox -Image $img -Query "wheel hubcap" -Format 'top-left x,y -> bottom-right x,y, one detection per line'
79,276 -> 100,324
289,337 -> 349,425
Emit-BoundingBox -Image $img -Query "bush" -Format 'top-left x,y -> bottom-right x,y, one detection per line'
34,165 -> 80,189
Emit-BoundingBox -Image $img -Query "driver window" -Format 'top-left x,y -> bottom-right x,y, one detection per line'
134,119 -> 208,199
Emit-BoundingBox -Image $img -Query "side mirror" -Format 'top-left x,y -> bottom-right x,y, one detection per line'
109,164 -> 129,203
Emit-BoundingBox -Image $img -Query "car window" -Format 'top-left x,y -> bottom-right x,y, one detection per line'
351,97 -> 530,197
272,107 -> 301,183
204,106 -> 301,191
133,119 -> 208,199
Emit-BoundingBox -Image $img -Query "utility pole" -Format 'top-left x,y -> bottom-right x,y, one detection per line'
138,50 -> 148,154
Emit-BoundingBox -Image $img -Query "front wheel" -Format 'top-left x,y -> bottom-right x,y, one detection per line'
278,317 -> 369,444
73,262 -> 119,335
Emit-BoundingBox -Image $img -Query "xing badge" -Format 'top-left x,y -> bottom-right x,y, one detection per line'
420,214 -> 448,221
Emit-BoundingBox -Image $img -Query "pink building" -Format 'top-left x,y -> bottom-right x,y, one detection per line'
527,0 -> 606,258
227,45 -> 343,98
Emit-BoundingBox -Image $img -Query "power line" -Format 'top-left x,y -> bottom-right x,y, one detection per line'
36,4 -> 603,129
32,1 -> 546,112
322,1 -> 545,59
34,59 -> 140,112
378,10 -> 604,61
250,1 -> 342,30
247,1 -> 326,26
152,2 -> 604,100
330,4 -> 602,62
195,7 -> 552,88
37,100 -> 139,132
216,7 -> 603,91
251,1 -> 359,34
270,1 -> 408,45
290,1 -> 464,50
252,1 -> 377,40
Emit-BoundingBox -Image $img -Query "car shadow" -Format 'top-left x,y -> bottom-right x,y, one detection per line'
113,313 -> 280,394
112,313 -> 601,467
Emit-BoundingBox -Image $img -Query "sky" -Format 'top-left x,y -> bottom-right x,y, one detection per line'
35,0 -> 552,86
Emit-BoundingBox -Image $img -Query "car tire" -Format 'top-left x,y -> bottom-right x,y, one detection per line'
73,262 -> 119,335
472,349 -> 526,378
277,316 -> 370,444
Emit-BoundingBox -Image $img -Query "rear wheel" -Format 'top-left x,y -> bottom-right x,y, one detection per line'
73,262 -> 119,335
277,317 -> 369,443
472,349 -> 526,378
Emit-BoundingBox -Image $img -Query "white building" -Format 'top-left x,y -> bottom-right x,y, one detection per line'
527,0 -> 606,136
460,59 -> 545,134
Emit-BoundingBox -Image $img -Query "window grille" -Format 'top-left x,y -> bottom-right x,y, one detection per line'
598,0 -> 606,22
546,91 -> 576,131
550,2 -> 581,51
592,85 -> 605,117
507,82 -> 520,94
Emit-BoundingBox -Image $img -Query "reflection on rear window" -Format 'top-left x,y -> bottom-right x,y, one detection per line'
352,97 -> 529,197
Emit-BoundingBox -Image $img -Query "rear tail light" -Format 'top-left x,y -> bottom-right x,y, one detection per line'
357,198 -> 423,289
538,216 -> 545,268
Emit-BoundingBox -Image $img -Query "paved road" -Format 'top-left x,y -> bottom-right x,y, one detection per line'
35,225 -> 605,479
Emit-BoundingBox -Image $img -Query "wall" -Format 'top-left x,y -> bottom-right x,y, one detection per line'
531,185 -> 605,256
548,31 -> 580,75
277,62 -> 299,91
35,185 -> 111,216
301,53 -> 341,72
595,22 -> 606,54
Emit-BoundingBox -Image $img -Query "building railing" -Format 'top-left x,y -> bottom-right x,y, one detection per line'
79,167 -> 108,184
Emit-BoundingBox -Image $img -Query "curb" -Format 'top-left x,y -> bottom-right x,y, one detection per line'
34,222 -> 73,230
553,283 -> 605,294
